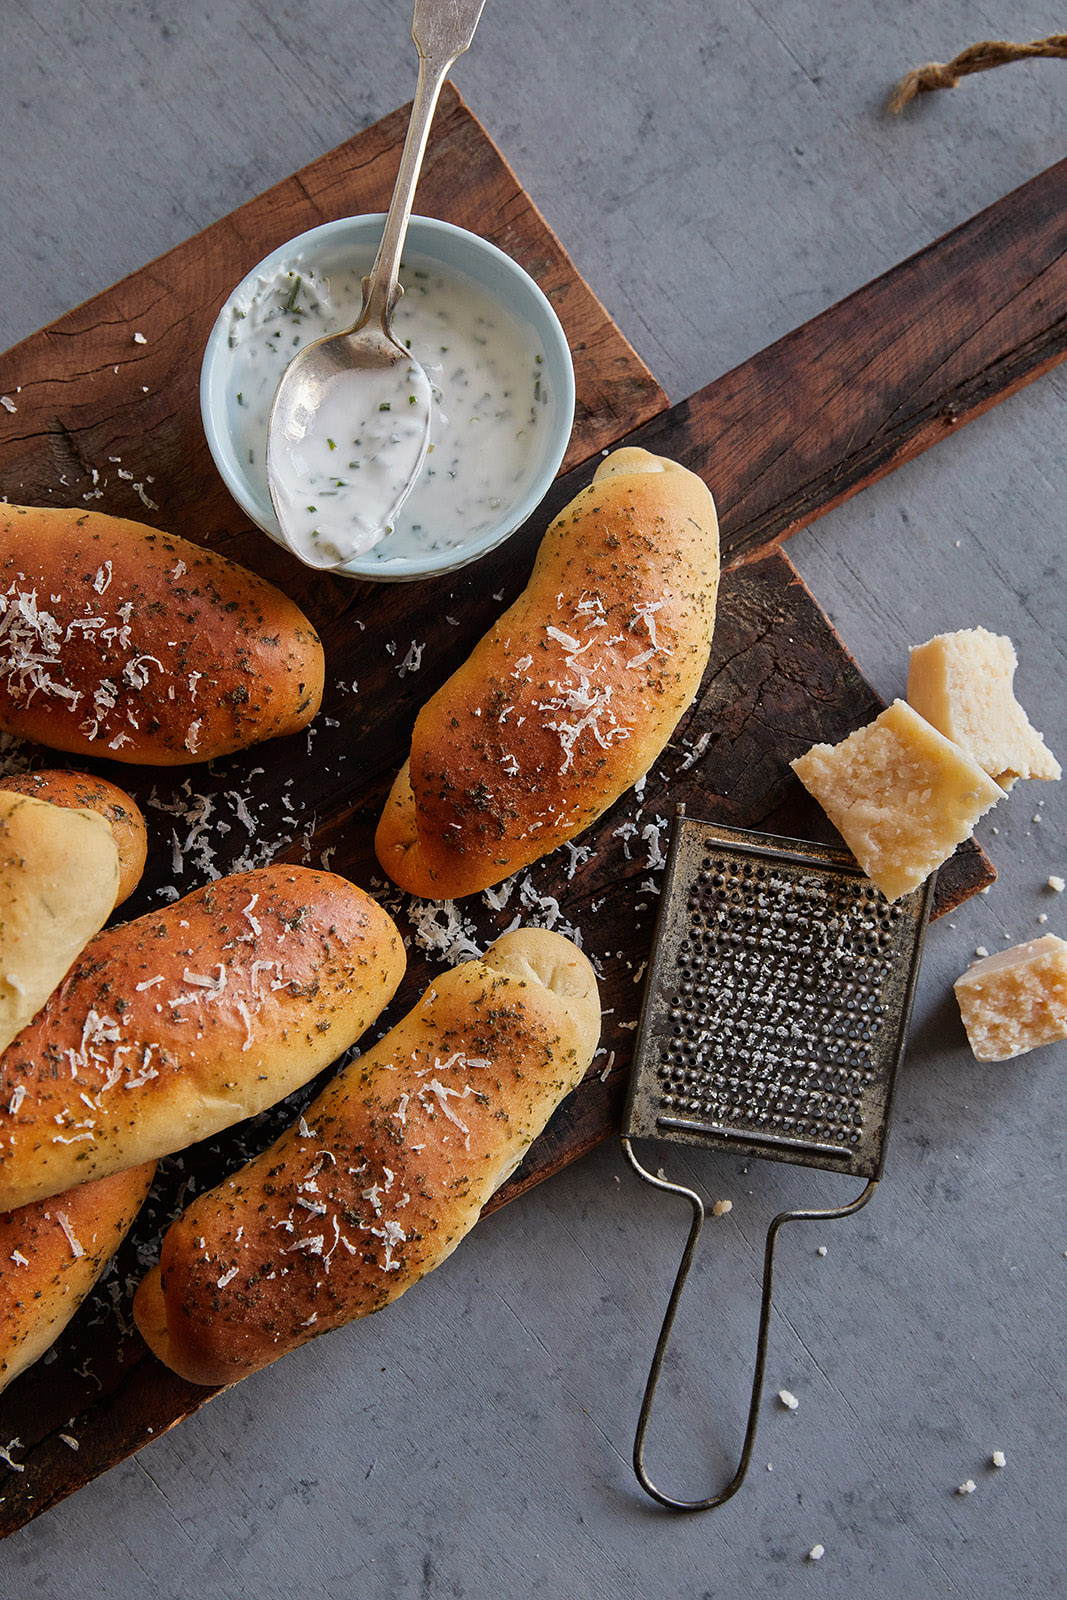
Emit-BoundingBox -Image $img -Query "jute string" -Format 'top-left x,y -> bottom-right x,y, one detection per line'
889,34 -> 1067,113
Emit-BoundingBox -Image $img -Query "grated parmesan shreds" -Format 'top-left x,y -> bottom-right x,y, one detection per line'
406,898 -> 482,965
146,773 -> 315,885
676,729 -> 711,773
55,1212 -> 86,1259
397,640 -> 424,678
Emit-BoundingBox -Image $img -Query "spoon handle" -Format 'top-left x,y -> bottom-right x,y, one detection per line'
359,0 -> 487,331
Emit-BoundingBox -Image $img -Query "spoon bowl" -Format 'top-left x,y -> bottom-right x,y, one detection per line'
265,0 -> 485,571
266,326 -> 433,569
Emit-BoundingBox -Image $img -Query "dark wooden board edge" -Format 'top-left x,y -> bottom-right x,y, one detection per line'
618,157 -> 1067,569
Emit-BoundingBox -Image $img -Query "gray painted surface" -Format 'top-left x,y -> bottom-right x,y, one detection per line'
1,2 -> 1064,1595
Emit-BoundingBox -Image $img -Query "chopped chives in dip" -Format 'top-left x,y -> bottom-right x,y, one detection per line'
223,253 -> 549,564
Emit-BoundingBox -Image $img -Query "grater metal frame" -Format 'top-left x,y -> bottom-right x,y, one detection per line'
620,807 -> 936,1511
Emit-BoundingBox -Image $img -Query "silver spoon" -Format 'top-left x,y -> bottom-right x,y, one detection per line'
266,0 -> 486,571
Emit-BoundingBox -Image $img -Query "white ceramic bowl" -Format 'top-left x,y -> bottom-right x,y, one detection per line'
200,215 -> 575,582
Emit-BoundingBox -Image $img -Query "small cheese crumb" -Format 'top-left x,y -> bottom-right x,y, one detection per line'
60,1434 -> 79,1451
55,1212 -> 85,1259
991,1450 -> 1006,1468
974,946 -> 989,959
807,1544 -> 825,1562
778,1389 -> 799,1411
712,1199 -> 733,1217
0,396 -> 17,414
1048,875 -> 1065,893
133,331 -> 148,344
817,1245 -> 828,1256
957,1479 -> 977,1495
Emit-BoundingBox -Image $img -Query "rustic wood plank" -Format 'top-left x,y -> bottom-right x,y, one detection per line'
0,534 -> 993,1535
0,86 -> 667,1536
618,157 -> 1067,569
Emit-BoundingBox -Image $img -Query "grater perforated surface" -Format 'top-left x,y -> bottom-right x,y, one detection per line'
623,814 -> 935,1179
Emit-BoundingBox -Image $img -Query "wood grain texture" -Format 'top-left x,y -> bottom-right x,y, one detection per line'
0,86 -> 664,1534
620,157 -> 1067,570
9,104 -> 1067,1535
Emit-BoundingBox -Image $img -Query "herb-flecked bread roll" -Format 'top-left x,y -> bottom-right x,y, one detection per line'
0,867 -> 404,1212
0,789 -> 121,1057
133,928 -> 601,1387
0,769 -> 148,905
0,505 -> 324,763
0,769 -> 156,1391
375,448 -> 719,899
0,1161 -> 155,1393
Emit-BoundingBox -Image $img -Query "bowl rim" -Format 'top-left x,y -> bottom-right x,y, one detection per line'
200,213 -> 575,581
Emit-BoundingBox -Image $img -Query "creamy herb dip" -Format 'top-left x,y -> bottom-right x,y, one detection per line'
268,354 -> 434,567
223,255 -> 550,568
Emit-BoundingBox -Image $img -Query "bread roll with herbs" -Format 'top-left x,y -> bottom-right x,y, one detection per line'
0,789 -> 121,1057
0,1161 -> 155,1393
0,771 -> 154,1392
0,769 -> 148,905
0,505 -> 323,764
0,867 -> 404,1212
134,928 -> 601,1387
375,448 -> 719,899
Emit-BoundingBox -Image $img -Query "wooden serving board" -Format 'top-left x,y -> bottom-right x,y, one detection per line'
1,86 -> 1064,1531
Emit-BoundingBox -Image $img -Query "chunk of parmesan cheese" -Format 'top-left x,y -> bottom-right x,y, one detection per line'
954,934 -> 1067,1061
791,700 -> 1003,901
908,628 -> 1061,788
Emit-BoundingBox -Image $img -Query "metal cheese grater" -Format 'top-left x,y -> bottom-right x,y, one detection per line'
621,809 -> 935,1510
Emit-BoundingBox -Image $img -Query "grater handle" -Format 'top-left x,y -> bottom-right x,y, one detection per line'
621,1135 -> 878,1513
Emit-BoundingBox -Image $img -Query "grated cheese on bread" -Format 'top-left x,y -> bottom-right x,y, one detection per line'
375,448 -> 719,899
134,928 -> 600,1386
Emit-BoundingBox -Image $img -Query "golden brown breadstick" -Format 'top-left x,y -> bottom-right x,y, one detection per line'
0,867 -> 404,1211
0,790 -> 120,1057
134,928 -> 600,1386
375,447 -> 719,900
0,1161 -> 155,1393
0,505 -> 323,763
0,769 -> 148,904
